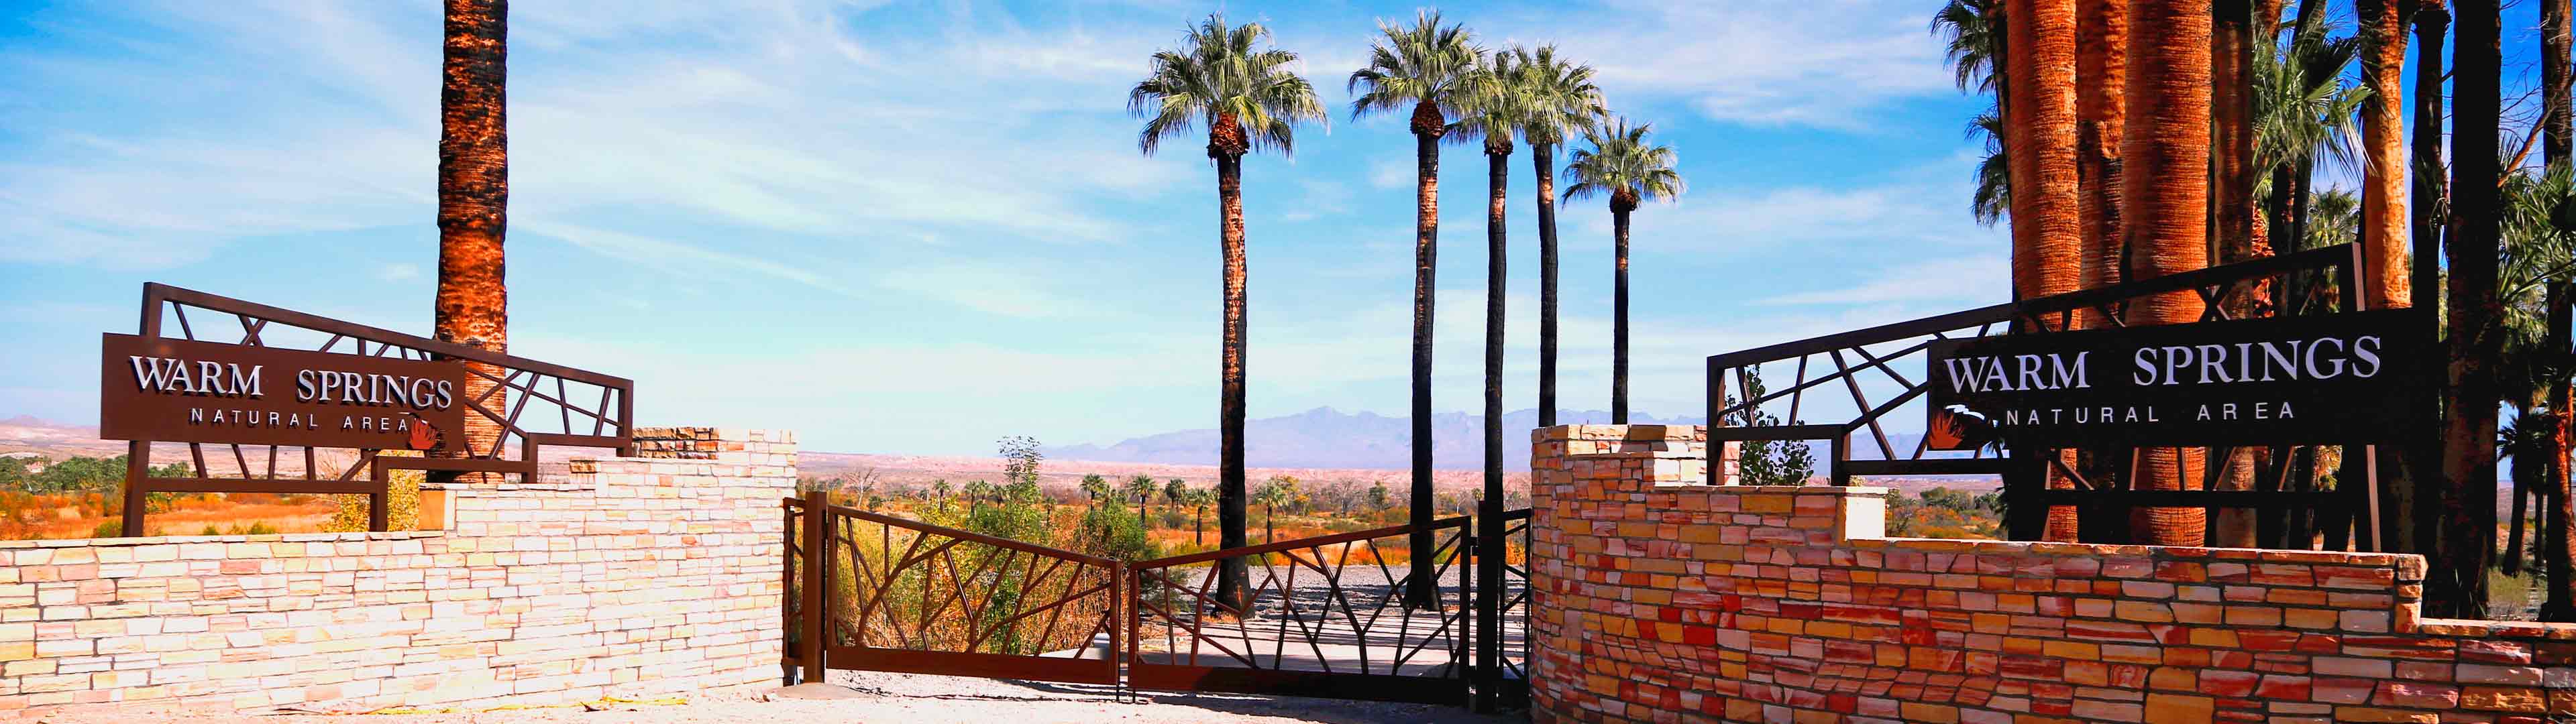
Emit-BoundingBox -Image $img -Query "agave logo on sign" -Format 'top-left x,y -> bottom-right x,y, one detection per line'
99,334 -> 468,452
1923,309 -> 2429,451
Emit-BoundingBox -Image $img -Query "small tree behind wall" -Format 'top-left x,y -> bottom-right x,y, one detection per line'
1726,367 -> 1819,486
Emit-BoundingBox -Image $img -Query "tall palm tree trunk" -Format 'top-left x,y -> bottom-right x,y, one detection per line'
2437,0 -> 2502,618
2006,0 -> 2084,305
2210,0 -> 2264,548
1481,141 -> 1509,684
2549,280 -> 2576,619
1483,141 -> 1507,514
1534,144 -> 1561,428
1212,118 -> 1252,614
2072,0 -> 2131,544
2123,0 -> 2214,547
2010,0 -> 2084,540
435,0 -> 508,488
1407,101 -> 1442,608
2360,0 -> 2411,310
1612,196 -> 1634,424
2408,0 -> 2450,558
2079,0 -> 2131,296
2543,0 -> 2576,621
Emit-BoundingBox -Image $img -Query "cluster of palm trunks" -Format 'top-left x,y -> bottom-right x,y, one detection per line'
1953,0 -> 2573,619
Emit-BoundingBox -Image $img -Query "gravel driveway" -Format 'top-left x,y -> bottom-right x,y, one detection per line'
11,672 -> 1522,724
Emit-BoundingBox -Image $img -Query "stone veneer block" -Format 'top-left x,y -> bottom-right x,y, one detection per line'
0,426 -> 796,717
1524,424 -> 2576,724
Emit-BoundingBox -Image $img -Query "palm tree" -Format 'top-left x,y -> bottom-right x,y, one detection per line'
2409,0 -> 2450,560
963,481 -> 994,514
1564,119 -> 1685,425
1350,10 -> 1479,607
1191,487 -> 1215,544
1132,12 -> 1325,613
1967,110 -> 2012,227
2253,16 -> 2367,259
1509,46 -> 1603,430
2003,0 -> 2082,546
2121,0 -> 2213,547
1125,475 -> 1157,525
2538,0 -> 2576,622
2433,0 -> 2502,619
1079,473 -> 1110,503
1933,0 -> 2006,100
932,479 -> 951,515
1933,0 -> 2014,230
1162,478 -> 1187,520
2068,0 -> 2127,546
435,0 -> 508,485
1256,477 -> 1297,542
2076,0 -> 2126,296
1456,51 -> 1529,583
2005,0 -> 2080,309
2357,0 -> 2410,310
2213,0 -> 2257,280
2304,189 -> 2361,249
2491,167 -> 2575,587
1457,57 -> 1528,671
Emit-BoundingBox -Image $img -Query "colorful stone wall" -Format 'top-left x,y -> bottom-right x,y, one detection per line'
1529,424 -> 2576,723
0,427 -> 795,715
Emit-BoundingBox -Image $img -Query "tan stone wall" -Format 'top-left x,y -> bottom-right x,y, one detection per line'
0,428 -> 796,715
1530,424 -> 2575,724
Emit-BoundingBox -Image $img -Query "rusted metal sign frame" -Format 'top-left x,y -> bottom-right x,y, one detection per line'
111,283 -> 635,536
1704,244 -> 2398,550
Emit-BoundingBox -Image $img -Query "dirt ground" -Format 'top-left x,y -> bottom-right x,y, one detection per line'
9,671 -> 1521,724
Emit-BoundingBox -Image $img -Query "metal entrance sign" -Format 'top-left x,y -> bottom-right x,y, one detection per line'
101,283 -> 635,536
101,334 -> 467,452
1924,309 -> 2430,450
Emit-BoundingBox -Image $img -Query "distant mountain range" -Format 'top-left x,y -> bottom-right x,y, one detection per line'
1044,407 -> 1715,471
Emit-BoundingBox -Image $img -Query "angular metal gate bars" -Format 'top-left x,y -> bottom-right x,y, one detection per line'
1126,516 -> 1472,705
784,491 -> 1124,686
782,499 -> 1532,710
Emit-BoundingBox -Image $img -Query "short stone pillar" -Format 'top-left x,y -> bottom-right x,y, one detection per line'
1527,424 -> 1882,723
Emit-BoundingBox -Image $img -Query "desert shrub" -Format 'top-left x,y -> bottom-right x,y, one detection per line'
1075,498 -> 1151,563
322,450 -> 422,532
1884,486 -> 2004,539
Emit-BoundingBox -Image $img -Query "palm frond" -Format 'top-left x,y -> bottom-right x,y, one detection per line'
1129,13 -> 1327,158
1346,10 -> 1483,124
1562,117 -> 1686,204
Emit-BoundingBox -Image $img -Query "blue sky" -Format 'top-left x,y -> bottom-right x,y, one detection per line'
2,1 -> 2548,456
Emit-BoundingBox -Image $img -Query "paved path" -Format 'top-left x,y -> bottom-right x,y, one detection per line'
17,675 -> 1522,723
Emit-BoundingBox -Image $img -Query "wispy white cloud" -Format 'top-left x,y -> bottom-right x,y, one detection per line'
1367,158 -> 1413,190
876,261 -> 1112,319
1485,1 -> 1953,129
525,221 -> 860,296
1,1 -> 1180,271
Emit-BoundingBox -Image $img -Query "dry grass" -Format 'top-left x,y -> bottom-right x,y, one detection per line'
1,491 -> 337,539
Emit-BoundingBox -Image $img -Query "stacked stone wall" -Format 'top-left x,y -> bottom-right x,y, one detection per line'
1531,424 -> 2575,723
0,427 -> 794,715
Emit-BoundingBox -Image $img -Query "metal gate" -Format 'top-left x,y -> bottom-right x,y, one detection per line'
782,495 -> 1530,710
783,491 -> 1124,686
1126,516 -> 1473,705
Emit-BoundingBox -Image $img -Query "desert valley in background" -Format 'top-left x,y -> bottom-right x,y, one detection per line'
0,406 -> 2000,539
